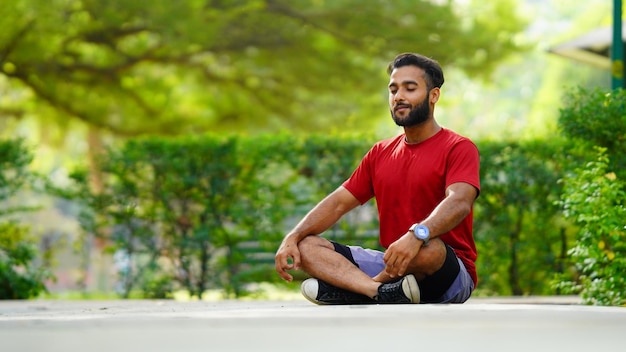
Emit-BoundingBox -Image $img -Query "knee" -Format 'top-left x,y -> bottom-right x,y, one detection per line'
413,238 -> 448,275
297,235 -> 332,255
297,236 -> 334,272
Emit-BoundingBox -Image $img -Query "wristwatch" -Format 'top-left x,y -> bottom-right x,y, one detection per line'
409,223 -> 430,246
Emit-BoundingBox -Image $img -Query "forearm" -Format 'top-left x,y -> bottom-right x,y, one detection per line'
419,183 -> 476,237
286,186 -> 359,241
421,199 -> 470,237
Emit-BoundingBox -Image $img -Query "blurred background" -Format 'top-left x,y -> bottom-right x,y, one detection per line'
0,0 -> 624,304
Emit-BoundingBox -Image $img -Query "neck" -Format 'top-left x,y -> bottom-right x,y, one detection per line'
404,121 -> 441,144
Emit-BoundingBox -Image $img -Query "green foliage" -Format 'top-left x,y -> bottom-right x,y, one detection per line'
290,134 -> 381,246
0,138 -> 33,205
0,0 -> 527,135
62,135 -> 246,298
0,222 -> 51,299
555,150 -> 626,306
56,133 -> 381,298
553,86 -> 626,306
0,139 -> 50,299
558,88 -> 626,177
474,139 -> 571,296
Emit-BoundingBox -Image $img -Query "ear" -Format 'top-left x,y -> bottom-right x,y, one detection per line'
429,87 -> 440,104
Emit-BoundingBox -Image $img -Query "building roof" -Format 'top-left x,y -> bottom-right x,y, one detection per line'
549,23 -> 626,69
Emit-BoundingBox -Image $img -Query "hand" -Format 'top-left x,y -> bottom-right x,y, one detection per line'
382,232 -> 422,278
274,236 -> 301,282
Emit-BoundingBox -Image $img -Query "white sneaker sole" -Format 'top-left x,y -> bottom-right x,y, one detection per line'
301,278 -> 324,305
402,275 -> 421,303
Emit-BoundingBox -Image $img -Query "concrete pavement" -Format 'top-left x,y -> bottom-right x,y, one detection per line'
1,296 -> 625,352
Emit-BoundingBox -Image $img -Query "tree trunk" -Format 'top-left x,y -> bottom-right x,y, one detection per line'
509,210 -> 524,296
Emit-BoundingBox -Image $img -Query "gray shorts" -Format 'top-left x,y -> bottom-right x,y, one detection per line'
335,243 -> 474,303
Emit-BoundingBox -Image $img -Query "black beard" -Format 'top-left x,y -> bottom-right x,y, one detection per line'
391,95 -> 430,127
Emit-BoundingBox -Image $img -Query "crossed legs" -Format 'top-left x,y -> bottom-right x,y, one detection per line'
297,235 -> 447,299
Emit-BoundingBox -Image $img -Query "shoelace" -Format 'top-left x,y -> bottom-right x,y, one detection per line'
376,280 -> 409,303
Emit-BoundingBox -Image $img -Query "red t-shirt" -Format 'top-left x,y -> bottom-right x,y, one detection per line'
342,128 -> 480,285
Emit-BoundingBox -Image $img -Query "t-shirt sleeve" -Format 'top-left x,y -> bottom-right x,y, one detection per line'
446,140 -> 481,196
342,147 -> 376,205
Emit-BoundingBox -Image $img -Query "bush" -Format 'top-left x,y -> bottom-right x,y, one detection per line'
0,221 -> 51,299
555,149 -> 626,306
0,138 -> 50,299
559,87 -> 626,177
554,87 -> 626,306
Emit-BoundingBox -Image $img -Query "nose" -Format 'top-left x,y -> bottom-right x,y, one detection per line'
392,89 -> 406,103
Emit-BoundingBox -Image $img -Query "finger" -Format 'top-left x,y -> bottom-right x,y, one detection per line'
384,262 -> 398,278
291,252 -> 301,271
396,260 -> 408,277
274,254 -> 294,282
276,263 -> 294,282
383,249 -> 394,264
279,270 -> 294,282
385,251 -> 398,267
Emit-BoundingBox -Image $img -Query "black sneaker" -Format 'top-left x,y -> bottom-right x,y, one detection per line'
301,278 -> 376,305
375,274 -> 420,304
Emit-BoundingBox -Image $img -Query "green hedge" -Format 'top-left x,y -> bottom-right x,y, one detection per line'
45,132 -> 576,299
54,133 -> 379,298
474,138 -> 573,296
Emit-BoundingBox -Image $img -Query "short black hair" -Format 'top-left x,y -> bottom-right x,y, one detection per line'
387,53 -> 444,90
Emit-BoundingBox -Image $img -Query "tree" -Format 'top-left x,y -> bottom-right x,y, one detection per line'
0,0 -> 527,136
437,0 -> 613,141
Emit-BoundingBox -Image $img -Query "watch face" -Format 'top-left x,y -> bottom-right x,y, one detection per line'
415,226 -> 429,240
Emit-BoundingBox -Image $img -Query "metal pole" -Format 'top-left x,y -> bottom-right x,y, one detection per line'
611,0 -> 624,89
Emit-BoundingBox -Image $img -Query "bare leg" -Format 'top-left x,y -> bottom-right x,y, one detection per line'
298,236 -> 380,299
299,236 -> 449,300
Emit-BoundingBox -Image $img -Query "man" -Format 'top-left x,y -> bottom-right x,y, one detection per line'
274,53 -> 480,304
